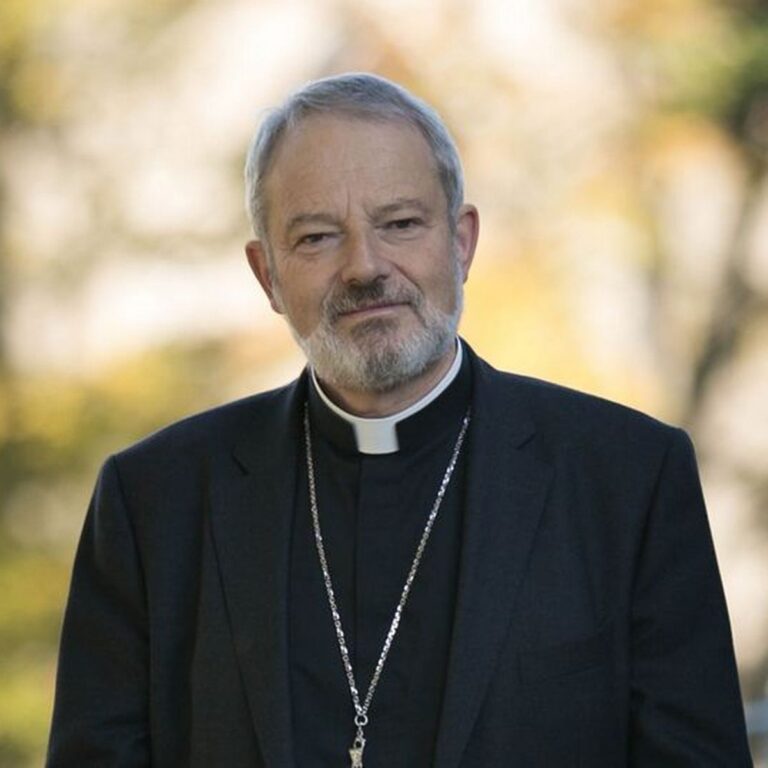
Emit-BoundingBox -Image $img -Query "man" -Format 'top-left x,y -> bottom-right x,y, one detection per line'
48,73 -> 752,766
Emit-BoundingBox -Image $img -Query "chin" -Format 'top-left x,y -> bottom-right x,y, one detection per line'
346,315 -> 407,344
319,331 -> 450,394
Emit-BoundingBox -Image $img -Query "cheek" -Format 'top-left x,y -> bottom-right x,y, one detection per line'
279,282 -> 330,336
274,263 -> 325,310
420,255 -> 461,310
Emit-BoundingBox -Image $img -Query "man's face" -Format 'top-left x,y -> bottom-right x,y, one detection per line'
247,114 -> 478,393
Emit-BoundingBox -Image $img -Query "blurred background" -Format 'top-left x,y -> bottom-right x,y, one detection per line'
0,0 -> 767,764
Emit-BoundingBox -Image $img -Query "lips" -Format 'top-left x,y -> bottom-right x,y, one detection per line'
339,301 -> 408,317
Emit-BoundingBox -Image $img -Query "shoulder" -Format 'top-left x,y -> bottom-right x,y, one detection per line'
471,353 -> 685,463
113,376 -> 301,467
471,356 -> 702,540
506,368 -> 672,434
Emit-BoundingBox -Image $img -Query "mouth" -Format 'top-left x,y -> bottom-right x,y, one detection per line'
336,301 -> 411,320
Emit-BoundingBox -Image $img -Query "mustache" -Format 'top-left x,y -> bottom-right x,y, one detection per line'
323,280 -> 422,321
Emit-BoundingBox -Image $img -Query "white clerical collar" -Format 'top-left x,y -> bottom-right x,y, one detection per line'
310,340 -> 463,455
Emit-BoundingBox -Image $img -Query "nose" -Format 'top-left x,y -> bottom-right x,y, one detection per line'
339,229 -> 391,285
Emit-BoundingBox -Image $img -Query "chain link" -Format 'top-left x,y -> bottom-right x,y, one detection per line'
303,403 -> 471,747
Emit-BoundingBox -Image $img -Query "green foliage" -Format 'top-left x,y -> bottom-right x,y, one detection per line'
0,0 -> 61,125
0,555 -> 66,766
0,554 -> 69,653
650,7 -> 768,148
0,648 -> 56,768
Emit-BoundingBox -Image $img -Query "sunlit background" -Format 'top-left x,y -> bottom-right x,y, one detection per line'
1,0 -> 767,764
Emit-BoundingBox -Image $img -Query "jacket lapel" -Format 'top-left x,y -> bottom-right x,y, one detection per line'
208,374 -> 307,768
433,353 -> 553,768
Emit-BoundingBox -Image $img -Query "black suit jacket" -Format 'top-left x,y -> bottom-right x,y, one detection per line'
48,345 -> 752,766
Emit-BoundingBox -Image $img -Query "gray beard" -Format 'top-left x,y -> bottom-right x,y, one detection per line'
282,262 -> 463,394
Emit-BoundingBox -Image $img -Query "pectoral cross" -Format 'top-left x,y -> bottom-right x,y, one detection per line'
349,736 -> 365,767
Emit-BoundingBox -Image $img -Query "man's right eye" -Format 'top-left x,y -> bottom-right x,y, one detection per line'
297,232 -> 331,247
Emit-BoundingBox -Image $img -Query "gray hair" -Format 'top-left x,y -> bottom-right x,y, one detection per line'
244,72 -> 464,244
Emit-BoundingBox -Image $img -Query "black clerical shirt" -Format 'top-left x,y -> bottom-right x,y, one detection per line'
289,357 -> 472,767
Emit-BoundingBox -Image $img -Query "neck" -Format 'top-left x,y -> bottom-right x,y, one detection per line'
317,345 -> 457,418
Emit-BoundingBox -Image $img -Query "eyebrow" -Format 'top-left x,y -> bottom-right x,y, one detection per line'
285,212 -> 339,237
372,198 -> 433,220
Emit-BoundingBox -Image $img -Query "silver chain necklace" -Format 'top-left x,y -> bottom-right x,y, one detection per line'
303,403 -> 471,768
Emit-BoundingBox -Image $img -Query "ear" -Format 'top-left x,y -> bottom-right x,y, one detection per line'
453,204 -> 480,282
245,239 -> 284,314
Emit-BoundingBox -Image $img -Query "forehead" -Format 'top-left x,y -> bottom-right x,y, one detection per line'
263,114 -> 444,226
